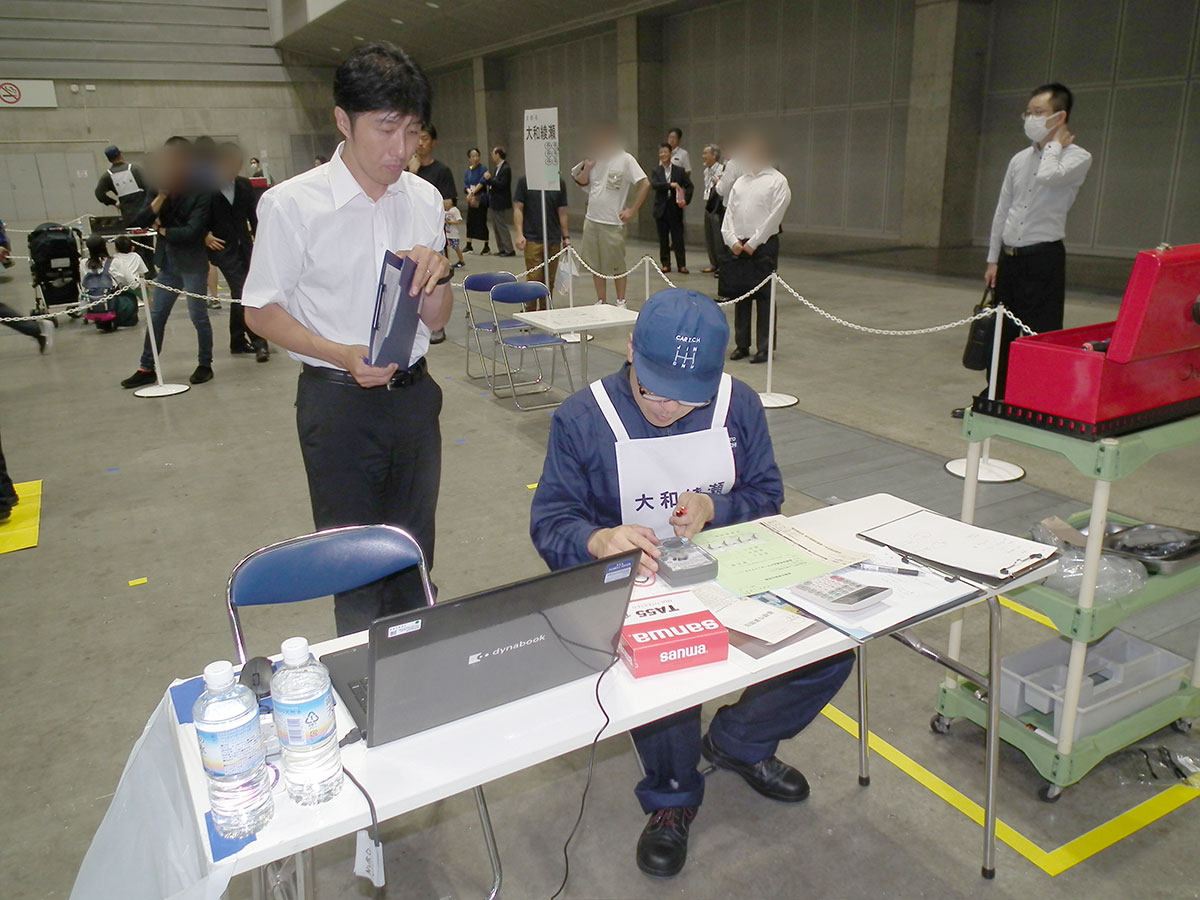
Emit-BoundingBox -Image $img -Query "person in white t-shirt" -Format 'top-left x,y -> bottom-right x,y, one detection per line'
571,123 -> 650,307
109,235 -> 149,288
242,43 -> 453,635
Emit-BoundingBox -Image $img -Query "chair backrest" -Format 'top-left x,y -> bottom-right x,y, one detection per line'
463,271 -> 517,293
225,524 -> 434,661
491,281 -> 549,307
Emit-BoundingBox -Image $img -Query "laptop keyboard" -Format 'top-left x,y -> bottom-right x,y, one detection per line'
349,676 -> 368,711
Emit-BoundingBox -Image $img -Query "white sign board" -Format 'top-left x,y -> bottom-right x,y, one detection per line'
0,80 -> 58,108
522,107 -> 559,192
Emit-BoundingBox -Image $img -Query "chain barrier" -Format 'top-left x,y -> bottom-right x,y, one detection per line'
0,284 -> 132,323
4,232 -> 1038,337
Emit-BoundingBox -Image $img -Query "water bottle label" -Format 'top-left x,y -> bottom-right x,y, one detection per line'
196,715 -> 266,779
273,687 -> 336,749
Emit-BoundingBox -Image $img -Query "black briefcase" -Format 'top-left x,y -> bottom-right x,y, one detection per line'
961,287 -> 996,371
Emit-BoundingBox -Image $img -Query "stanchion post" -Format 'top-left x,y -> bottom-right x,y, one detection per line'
943,305 -> 1024,482
757,275 -> 798,409
644,256 -> 650,302
566,246 -> 574,309
133,279 -> 190,398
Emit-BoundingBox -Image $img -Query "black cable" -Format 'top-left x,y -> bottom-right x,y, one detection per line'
549,653 -> 620,900
343,764 -> 381,845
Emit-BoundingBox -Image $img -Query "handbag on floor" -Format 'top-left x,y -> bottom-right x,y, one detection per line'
961,286 -> 997,371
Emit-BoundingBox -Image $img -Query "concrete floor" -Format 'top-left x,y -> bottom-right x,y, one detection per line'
2,235 -> 1197,899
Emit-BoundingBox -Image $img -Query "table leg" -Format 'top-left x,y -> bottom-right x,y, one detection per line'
857,645 -> 870,786
1054,477 -> 1112,757
982,595 -> 1002,879
944,439 -> 984,689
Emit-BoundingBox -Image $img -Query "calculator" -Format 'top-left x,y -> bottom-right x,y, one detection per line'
657,537 -> 720,586
787,575 -> 891,612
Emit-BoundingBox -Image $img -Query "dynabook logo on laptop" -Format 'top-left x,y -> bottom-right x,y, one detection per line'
468,633 -> 547,665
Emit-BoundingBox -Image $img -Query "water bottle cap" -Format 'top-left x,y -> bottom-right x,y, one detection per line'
281,636 -> 310,666
203,660 -> 236,691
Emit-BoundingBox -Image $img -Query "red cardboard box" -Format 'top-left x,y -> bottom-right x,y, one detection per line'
619,592 -> 729,678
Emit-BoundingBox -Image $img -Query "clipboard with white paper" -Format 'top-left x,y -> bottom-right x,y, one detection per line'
369,251 -> 421,368
856,509 -> 1058,586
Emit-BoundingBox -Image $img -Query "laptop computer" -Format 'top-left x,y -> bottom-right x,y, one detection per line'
321,551 -> 640,748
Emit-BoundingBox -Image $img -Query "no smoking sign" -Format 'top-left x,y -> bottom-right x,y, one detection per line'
0,83 -> 22,104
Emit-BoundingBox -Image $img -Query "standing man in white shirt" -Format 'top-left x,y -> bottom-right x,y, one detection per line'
960,82 -> 1092,414
242,44 -> 454,635
572,123 -> 650,307
700,144 -> 725,276
666,127 -> 691,175
721,133 -> 791,363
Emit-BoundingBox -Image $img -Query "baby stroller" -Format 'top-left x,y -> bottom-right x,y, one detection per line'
27,223 -> 83,317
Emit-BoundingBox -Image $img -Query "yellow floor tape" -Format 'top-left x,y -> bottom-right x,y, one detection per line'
0,480 -> 42,554
820,703 -> 1199,876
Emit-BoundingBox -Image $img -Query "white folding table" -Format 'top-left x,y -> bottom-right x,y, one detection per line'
512,305 -> 638,384
72,494 -> 1051,899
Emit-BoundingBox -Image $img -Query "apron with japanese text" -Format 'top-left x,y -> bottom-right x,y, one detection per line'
110,165 -> 140,198
590,374 -> 736,539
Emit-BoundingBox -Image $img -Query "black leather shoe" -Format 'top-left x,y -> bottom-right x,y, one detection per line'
636,806 -> 697,877
230,343 -> 254,355
254,341 -> 270,363
121,369 -> 156,389
749,351 -> 769,364
701,733 -> 810,802
951,407 -> 966,419
729,348 -> 749,361
430,329 -> 446,345
189,365 -> 214,385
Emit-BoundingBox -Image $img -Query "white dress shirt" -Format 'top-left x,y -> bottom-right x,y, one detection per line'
702,161 -> 725,202
987,140 -> 1092,263
721,166 -> 792,250
242,142 -> 446,369
714,157 -> 744,199
670,146 -> 691,174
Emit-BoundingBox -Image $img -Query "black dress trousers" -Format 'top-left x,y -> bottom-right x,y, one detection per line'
992,241 -> 1066,397
295,368 -> 443,636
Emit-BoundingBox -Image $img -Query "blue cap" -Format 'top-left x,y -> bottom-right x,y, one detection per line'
632,289 -> 728,404
104,145 -> 121,162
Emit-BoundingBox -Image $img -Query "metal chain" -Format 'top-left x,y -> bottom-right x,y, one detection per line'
0,284 -> 131,323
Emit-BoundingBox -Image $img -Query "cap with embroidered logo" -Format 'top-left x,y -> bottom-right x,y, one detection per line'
632,289 -> 728,404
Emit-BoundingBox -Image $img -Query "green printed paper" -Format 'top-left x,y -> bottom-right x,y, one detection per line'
694,520 -> 844,597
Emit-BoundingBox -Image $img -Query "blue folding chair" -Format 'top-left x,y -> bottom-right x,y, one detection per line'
226,524 -> 502,900
461,271 -> 519,385
489,281 -> 575,410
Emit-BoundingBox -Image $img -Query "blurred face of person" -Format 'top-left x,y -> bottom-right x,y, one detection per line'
701,147 -> 716,167
158,143 -> 192,193
468,149 -> 480,167
220,149 -> 243,183
334,107 -> 422,198
667,131 -> 680,149
658,145 -> 671,166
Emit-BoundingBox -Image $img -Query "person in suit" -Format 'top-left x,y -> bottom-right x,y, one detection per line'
121,136 -> 216,388
649,143 -> 693,274
484,146 -> 516,257
206,142 -> 269,361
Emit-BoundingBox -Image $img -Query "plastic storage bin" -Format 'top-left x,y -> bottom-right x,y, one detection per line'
999,630 -> 1189,740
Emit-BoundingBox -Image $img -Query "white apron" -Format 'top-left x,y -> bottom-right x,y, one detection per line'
591,373 -> 736,539
110,165 -> 140,198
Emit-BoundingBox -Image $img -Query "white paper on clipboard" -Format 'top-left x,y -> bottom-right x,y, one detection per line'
369,251 -> 421,367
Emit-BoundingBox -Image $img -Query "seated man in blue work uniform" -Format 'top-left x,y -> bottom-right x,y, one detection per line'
530,289 -> 854,878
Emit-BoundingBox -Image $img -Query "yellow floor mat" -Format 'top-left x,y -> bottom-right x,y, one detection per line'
0,480 -> 42,554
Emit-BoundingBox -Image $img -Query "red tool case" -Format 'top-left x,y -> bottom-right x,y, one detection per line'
975,244 -> 1200,439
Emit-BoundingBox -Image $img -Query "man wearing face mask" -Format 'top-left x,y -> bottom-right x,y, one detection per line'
529,289 -> 854,878
956,82 -> 1092,415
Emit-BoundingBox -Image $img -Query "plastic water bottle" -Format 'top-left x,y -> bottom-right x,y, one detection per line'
272,636 -> 343,805
193,660 -> 275,839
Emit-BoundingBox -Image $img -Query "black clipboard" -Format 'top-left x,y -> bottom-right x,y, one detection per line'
369,251 -> 421,367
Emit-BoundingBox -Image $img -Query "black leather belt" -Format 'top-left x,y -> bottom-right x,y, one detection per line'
1001,240 -> 1063,258
302,358 -> 427,390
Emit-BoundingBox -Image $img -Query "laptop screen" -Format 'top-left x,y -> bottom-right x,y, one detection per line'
364,551 -> 639,745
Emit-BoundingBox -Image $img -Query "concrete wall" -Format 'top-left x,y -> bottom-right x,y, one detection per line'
1,80 -> 332,225
660,0 -> 915,239
970,0 -> 1200,256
